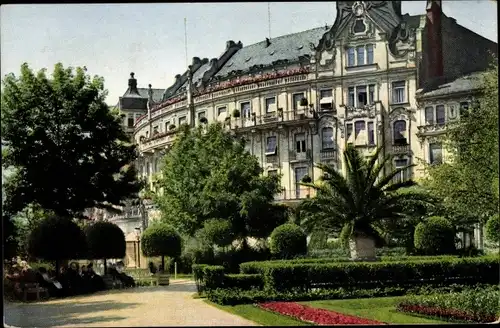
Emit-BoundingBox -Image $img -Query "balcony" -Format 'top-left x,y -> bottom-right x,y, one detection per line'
135,73 -> 310,130
320,149 -> 336,162
228,110 -> 314,132
417,123 -> 447,136
289,149 -> 312,162
274,188 -> 317,202
392,144 -> 411,154
139,131 -> 177,153
265,155 -> 279,165
107,206 -> 142,221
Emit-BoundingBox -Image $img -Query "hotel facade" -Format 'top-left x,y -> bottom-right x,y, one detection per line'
111,1 -> 496,263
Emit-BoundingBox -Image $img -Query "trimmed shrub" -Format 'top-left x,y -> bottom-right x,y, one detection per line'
414,216 -> 456,255
398,286 -> 500,323
206,283 -> 494,306
270,223 -> 307,259
224,274 -> 264,290
27,215 -> 87,271
141,223 -> 182,269
239,256 -> 499,293
239,255 -> 460,273
485,214 -> 500,245
84,221 -> 125,272
203,265 -> 225,291
199,219 -> 234,248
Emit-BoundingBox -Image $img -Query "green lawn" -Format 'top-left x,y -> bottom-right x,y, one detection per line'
302,296 -> 449,324
205,300 -> 312,326
206,296 -> 451,325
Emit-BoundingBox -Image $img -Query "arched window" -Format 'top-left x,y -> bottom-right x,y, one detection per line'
321,127 -> 334,150
393,120 -> 407,145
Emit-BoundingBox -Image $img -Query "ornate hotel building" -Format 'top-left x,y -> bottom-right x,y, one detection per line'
112,1 -> 496,257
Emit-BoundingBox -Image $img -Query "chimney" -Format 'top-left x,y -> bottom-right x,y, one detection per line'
265,38 -> 271,47
426,0 -> 444,80
128,72 -> 140,95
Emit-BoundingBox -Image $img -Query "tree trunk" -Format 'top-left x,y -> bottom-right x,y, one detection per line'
103,258 -> 107,275
349,235 -> 376,260
55,260 -> 60,278
161,255 -> 165,271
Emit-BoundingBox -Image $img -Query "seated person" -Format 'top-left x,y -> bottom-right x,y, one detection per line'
37,267 -> 63,297
114,263 -> 135,288
148,262 -> 157,275
87,263 -> 105,292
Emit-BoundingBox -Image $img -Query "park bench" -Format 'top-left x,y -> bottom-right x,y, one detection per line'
156,273 -> 170,286
16,283 -> 49,302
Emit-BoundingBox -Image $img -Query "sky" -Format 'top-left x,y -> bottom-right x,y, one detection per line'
1,1 -> 497,105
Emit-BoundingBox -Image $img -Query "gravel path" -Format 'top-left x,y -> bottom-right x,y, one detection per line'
4,279 -> 258,327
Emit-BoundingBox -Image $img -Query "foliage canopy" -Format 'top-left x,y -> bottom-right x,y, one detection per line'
155,123 -> 286,239
1,63 -> 141,218
84,221 -> 126,260
27,215 -> 87,261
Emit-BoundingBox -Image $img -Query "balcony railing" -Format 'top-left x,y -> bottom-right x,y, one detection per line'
135,74 -> 310,129
289,149 -> 312,162
320,149 -> 336,162
139,132 -> 176,153
392,144 -> 411,154
229,110 -> 314,130
265,155 -> 279,165
275,188 -> 317,201
107,206 -> 142,220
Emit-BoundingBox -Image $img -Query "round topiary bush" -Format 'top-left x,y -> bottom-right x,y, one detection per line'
485,214 -> 500,246
84,221 -> 126,273
269,223 -> 307,259
414,216 -> 456,255
200,218 -> 234,248
141,223 -> 182,269
28,215 -> 87,273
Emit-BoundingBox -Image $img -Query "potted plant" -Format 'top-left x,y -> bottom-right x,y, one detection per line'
277,107 -> 284,117
200,117 -> 208,124
300,97 -> 309,108
232,109 -> 241,118
168,124 -> 176,131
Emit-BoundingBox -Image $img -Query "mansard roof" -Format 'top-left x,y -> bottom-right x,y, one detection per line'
417,71 -> 484,98
122,88 -> 164,102
215,27 -> 328,78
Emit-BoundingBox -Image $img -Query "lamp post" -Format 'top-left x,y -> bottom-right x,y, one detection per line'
134,227 -> 141,268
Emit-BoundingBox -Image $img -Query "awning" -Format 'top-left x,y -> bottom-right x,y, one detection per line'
320,97 -> 333,105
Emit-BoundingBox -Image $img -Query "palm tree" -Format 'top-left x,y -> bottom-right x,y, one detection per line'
299,144 -> 433,260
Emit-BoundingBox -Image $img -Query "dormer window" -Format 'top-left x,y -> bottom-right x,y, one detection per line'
353,19 -> 367,34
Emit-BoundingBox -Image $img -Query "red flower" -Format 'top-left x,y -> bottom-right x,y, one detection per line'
397,303 -> 496,323
258,302 -> 385,325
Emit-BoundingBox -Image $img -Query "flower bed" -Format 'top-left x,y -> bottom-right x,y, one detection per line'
258,301 -> 385,325
397,287 -> 500,323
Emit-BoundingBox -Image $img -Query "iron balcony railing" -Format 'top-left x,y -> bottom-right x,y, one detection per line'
274,188 -> 317,201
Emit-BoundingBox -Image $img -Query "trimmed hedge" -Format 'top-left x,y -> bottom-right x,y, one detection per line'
193,264 -> 263,292
239,255 -> 460,273
224,274 -> 264,290
206,283 -> 493,306
239,256 -> 499,293
398,286 -> 500,323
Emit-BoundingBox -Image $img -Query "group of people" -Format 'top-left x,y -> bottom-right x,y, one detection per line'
4,258 -> 136,300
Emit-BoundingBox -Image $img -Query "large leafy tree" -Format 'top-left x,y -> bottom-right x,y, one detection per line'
1,63 -> 141,219
300,145 -> 433,259
155,123 -> 285,241
424,61 -> 499,224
